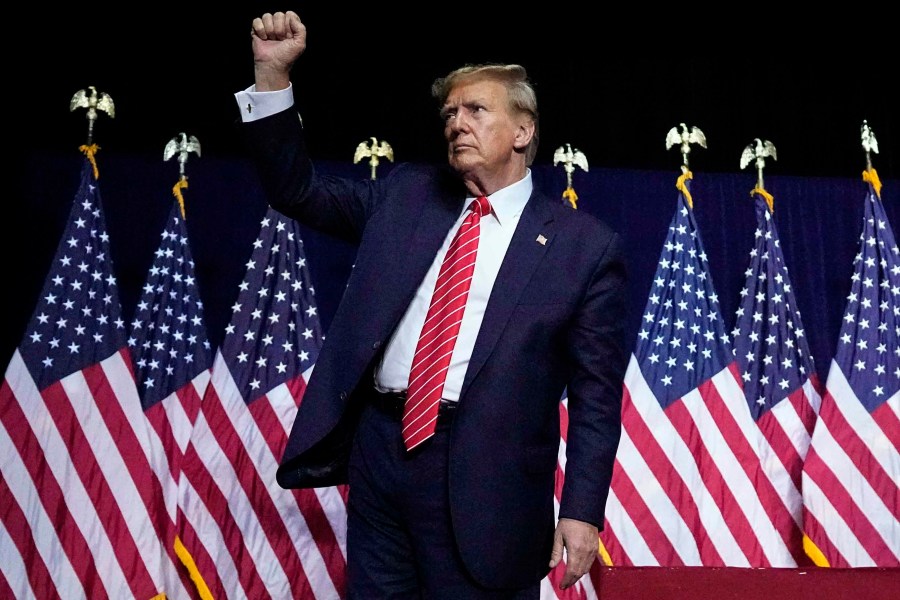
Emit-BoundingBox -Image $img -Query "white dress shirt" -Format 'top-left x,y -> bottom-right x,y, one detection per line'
376,177 -> 532,400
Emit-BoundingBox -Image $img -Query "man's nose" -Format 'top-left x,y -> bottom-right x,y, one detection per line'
448,112 -> 469,133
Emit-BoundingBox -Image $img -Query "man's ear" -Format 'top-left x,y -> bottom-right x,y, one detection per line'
513,119 -> 536,151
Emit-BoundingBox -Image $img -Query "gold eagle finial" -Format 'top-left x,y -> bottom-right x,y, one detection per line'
164,132 -> 202,179
553,143 -> 589,209
353,137 -> 394,179
740,138 -> 777,194
860,120 -> 879,170
70,86 -> 115,146
666,122 -> 706,173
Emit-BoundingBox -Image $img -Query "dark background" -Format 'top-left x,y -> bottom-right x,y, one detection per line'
16,8 -> 899,178
7,8 -> 899,375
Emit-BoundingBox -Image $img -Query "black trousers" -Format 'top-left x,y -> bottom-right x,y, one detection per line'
346,392 -> 540,599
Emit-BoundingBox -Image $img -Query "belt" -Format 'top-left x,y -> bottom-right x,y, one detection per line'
369,388 -> 458,425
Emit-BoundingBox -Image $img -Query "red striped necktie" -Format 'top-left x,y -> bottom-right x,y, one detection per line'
402,195 -> 491,451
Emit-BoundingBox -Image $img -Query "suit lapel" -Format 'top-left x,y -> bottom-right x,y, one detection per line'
461,193 -> 556,396
394,193 -> 463,312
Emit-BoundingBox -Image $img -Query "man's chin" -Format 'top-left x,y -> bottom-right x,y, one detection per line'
449,154 -> 478,173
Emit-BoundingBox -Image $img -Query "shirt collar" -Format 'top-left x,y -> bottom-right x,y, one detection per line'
467,169 -> 533,227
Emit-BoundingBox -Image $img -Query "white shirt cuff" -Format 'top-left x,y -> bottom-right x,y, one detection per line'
234,83 -> 295,123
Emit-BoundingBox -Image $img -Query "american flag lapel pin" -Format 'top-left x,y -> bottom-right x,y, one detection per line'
536,234 -> 547,245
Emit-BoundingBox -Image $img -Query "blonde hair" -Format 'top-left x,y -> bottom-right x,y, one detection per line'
432,63 -> 539,166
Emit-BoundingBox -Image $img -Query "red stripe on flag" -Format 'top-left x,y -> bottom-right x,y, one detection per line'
41,377 -> 158,596
667,387 -> 769,566
802,445 -> 895,563
178,377 -> 205,426
0,464 -> 64,600
190,384 -> 317,599
180,439 -> 273,597
801,504 -> 848,567
84,357 -> 192,590
758,384 -> 816,490
819,392 -> 898,517
697,371 -> 802,562
872,400 -> 900,455
608,458 -> 682,566
617,384 -> 722,564
249,382 -> 347,591
146,402 -> 181,481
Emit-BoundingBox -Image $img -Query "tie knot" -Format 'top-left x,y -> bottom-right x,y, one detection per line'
470,196 -> 491,218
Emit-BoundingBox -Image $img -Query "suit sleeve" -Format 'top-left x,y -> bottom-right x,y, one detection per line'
558,230 -> 628,528
239,107 -> 375,242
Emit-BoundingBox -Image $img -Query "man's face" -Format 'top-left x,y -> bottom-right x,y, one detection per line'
441,79 -> 525,178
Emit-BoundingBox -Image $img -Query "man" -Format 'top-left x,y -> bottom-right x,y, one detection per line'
236,11 -> 627,598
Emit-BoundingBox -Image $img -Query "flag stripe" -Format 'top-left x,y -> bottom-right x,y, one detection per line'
693,366 -> 802,561
83,354 -> 185,582
617,392 -> 708,564
1,422 -> 72,600
803,446 -> 893,563
606,452 -> 684,566
177,455 -> 245,599
818,369 -> 899,523
757,381 -> 818,492
602,488 -> 655,566
3,354 -> 147,597
801,506 -> 846,567
677,379 -> 769,564
51,366 -> 162,595
262,381 -> 349,577
189,382 -> 307,599
617,359 -> 735,564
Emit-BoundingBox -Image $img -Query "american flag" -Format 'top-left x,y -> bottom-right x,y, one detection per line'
0,156 -> 189,598
729,190 -> 822,565
176,207 -> 347,599
600,179 -> 799,566
127,200 -> 213,593
801,172 -> 900,567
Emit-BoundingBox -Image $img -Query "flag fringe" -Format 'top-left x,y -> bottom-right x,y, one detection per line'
175,535 -> 215,600
562,187 -> 578,209
862,167 -> 882,199
802,534 -> 831,567
676,170 -> 694,208
172,178 -> 188,219
752,187 -> 774,213
79,143 -> 100,179
598,538 -> 613,566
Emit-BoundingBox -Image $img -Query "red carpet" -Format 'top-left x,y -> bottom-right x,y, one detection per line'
594,567 -> 900,599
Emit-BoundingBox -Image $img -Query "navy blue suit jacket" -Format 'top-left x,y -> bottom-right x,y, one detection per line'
242,108 -> 628,589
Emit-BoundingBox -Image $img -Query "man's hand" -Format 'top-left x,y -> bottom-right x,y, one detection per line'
250,11 -> 307,91
548,517 -> 599,590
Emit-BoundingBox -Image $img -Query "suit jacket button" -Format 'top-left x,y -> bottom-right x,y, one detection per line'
372,340 -> 382,350
339,391 -> 347,401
